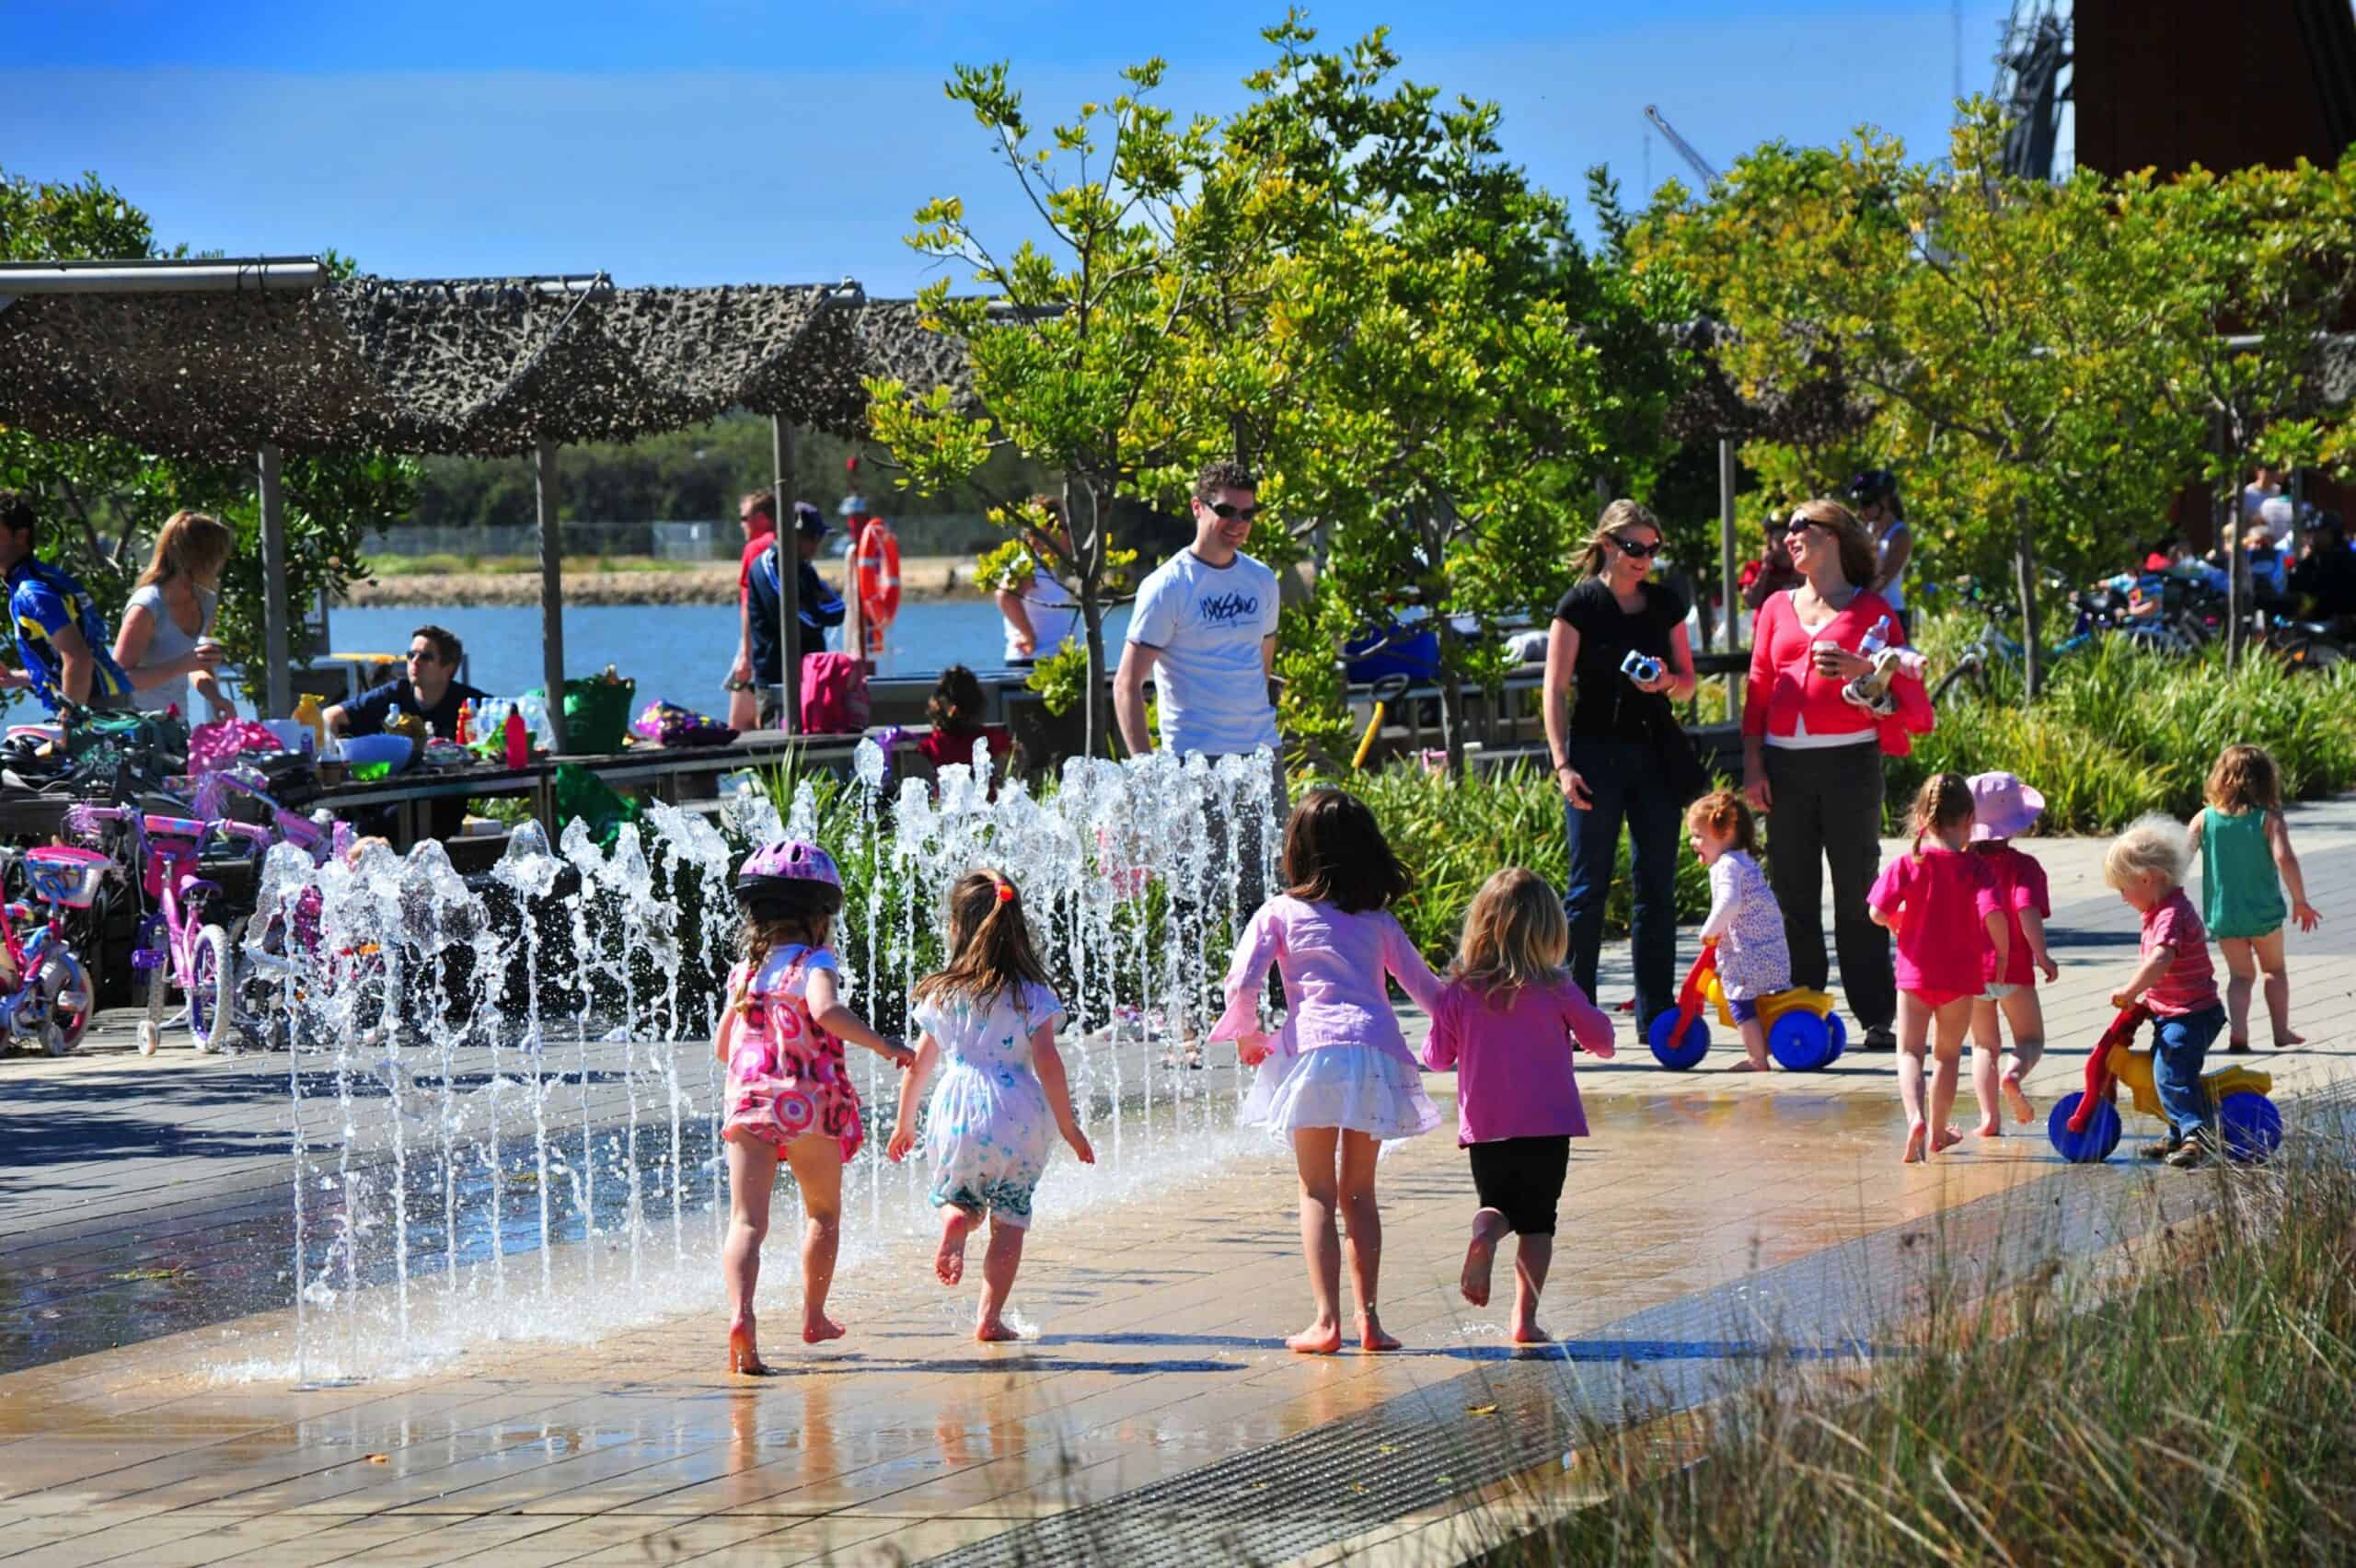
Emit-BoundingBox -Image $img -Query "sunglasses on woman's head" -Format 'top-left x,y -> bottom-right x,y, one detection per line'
1611,535 -> 1663,559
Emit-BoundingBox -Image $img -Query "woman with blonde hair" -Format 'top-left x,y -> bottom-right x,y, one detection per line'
1542,499 -> 1700,1041
1739,498 -> 1932,1055
114,509 -> 234,721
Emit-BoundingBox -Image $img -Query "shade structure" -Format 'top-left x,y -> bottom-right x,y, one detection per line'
0,269 -> 988,456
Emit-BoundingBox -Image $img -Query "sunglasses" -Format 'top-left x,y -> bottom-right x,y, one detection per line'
1206,502 -> 1259,521
1611,534 -> 1663,559
406,648 -> 439,664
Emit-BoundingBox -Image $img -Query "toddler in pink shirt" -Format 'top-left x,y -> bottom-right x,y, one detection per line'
1419,869 -> 1615,1345
1867,773 -> 2008,1164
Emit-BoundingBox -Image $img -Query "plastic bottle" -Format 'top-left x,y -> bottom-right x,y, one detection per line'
502,708 -> 528,768
1857,614 -> 1891,659
456,700 -> 473,746
293,691 -> 327,751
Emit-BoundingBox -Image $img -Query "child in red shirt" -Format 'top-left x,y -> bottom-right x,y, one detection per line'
1966,772 -> 2061,1138
2104,814 -> 2228,1169
1868,773 -> 2008,1164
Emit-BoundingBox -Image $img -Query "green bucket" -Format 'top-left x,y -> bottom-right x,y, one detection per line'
529,676 -> 637,755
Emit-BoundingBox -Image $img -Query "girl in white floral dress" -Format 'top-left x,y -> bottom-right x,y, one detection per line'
888,870 -> 1094,1341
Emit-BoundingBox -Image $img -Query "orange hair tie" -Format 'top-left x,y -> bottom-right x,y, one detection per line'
995,882 -> 1016,903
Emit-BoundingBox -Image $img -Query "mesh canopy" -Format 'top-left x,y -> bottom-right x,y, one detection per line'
0,273 -> 971,459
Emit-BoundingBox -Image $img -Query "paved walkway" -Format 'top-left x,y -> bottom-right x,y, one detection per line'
4,799 -> 2355,1565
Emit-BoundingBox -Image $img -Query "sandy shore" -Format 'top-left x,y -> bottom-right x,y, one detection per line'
345,556 -> 975,607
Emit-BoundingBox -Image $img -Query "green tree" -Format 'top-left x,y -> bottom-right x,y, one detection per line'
862,60 -> 1229,758
1218,17 -> 1611,773
1638,111 -> 2200,697
2147,153 -> 2356,659
1,167 -> 414,698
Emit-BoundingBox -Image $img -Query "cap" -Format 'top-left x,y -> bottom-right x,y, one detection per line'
793,501 -> 830,537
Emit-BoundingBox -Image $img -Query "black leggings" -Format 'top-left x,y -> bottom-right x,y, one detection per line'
1467,1136 -> 1571,1236
1762,744 -> 1895,1031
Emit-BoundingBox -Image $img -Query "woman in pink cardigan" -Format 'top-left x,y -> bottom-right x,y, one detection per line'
1740,498 -> 1934,1055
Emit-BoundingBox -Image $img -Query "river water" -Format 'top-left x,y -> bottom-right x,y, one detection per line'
329,599 -> 1132,709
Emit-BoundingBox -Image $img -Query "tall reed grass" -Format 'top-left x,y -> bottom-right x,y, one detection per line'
1494,1119 -> 2356,1563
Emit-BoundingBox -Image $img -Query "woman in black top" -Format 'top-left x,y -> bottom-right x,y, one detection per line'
1542,501 -> 1698,1035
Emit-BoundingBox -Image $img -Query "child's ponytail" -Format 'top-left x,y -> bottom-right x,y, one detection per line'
1909,771 -> 1974,858
914,869 -> 1054,1011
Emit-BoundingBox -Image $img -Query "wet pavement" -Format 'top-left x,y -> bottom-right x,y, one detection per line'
2,799 -> 2354,1564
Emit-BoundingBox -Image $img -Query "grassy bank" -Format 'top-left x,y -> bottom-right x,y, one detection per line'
1492,1123 -> 2356,1563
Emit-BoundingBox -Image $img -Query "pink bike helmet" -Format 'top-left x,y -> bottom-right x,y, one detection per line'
734,839 -> 842,907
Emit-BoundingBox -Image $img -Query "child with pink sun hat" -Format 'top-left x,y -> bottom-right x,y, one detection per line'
1964,772 -> 2060,1137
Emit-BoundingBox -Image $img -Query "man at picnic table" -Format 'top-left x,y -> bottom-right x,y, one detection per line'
324,624 -> 488,743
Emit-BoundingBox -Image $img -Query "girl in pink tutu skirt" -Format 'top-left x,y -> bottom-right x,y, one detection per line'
1211,789 -> 1445,1355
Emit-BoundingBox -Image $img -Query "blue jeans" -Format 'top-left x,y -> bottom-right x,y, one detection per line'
2153,1003 -> 2226,1137
1565,736 -> 1680,1030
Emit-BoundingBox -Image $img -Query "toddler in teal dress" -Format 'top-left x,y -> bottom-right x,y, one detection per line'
2189,744 -> 2322,1052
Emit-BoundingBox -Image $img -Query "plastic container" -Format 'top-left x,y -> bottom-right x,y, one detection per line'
21,846 -> 110,910
292,692 -> 327,750
337,733 -> 415,772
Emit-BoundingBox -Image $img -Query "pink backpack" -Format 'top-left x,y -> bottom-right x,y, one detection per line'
797,652 -> 871,734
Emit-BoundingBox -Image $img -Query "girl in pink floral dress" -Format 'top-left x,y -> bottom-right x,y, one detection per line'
715,840 -> 912,1375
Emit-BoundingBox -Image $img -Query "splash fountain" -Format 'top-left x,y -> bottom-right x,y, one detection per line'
243,743 -> 1283,1382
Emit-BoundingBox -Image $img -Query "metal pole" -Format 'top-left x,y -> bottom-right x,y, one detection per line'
772,415 -> 800,733
1718,438 -> 1741,728
257,444 -> 293,718
535,440 -> 569,753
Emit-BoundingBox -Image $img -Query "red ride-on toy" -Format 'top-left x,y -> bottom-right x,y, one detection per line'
2049,1002 -> 2282,1163
1647,943 -> 1848,1071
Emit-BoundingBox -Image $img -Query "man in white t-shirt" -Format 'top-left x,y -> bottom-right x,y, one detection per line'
2241,466 -> 2284,530
1115,458 -> 1281,763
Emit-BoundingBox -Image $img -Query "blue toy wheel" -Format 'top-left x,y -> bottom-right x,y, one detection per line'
1824,1014 -> 1848,1063
2049,1091 -> 2122,1164
2217,1092 -> 2282,1164
1648,1011 -> 1710,1070
1767,1011 -> 1834,1071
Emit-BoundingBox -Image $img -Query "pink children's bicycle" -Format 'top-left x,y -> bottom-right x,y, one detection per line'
0,844 -> 103,1056
67,803 -> 271,1055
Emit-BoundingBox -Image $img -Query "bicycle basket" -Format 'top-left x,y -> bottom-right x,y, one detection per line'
22,846 -> 111,910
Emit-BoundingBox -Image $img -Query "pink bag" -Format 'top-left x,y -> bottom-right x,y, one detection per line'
797,652 -> 871,735
189,718 -> 284,775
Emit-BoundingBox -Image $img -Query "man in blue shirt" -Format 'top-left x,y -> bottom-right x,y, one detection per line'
744,502 -> 845,726
0,490 -> 137,713
324,624 -> 489,742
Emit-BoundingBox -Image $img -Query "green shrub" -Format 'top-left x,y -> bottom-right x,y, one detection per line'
1891,632 -> 2356,834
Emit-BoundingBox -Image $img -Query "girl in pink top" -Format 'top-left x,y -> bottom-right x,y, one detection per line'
1212,789 -> 1444,1355
1867,773 -> 2008,1164
1419,869 -> 1615,1345
1965,771 -> 2061,1139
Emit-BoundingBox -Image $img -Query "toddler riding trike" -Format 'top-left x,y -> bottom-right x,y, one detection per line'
2048,1003 -> 2282,1164
1648,943 -> 1848,1071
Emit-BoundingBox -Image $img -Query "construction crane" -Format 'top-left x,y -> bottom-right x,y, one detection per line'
1644,104 -> 1721,186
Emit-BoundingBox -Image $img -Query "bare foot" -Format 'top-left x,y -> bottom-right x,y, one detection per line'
2002,1072 -> 2035,1125
1933,1125 -> 1965,1153
801,1314 -> 845,1344
935,1209 -> 974,1287
1357,1312 -> 1402,1353
1725,1058 -> 1770,1073
1510,1323 -> 1553,1344
1902,1122 -> 1928,1164
2274,1031 -> 2305,1048
727,1320 -> 771,1376
975,1319 -> 1022,1343
1461,1209 -> 1508,1308
1975,1116 -> 2003,1138
1287,1320 -> 1344,1355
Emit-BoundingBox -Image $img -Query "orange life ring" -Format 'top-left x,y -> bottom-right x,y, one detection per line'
853,519 -> 901,628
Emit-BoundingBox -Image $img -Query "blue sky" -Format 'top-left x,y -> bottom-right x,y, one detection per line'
2,2 -> 2020,293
